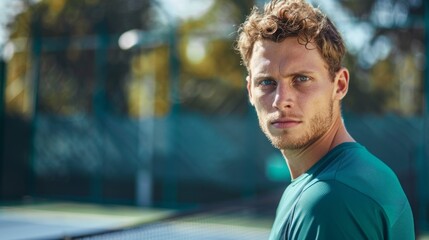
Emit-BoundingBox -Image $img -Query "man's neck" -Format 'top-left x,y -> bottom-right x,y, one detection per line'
280,116 -> 355,180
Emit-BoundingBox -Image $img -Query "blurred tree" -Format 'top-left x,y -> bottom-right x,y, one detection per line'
338,0 -> 425,115
6,0 -> 153,116
4,1 -> 33,116
176,0 -> 254,115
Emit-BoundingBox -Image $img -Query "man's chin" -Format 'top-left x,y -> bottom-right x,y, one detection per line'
268,137 -> 303,150
261,125 -> 306,149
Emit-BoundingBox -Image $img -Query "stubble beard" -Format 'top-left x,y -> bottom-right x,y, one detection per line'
258,101 -> 334,150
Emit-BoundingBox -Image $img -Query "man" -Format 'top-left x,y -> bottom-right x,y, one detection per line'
236,0 -> 415,239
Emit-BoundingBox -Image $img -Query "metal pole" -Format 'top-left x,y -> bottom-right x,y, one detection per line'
136,66 -> 156,206
0,58 -> 6,199
151,0 -> 179,207
92,26 -> 109,203
163,23 -> 179,207
28,19 -> 42,198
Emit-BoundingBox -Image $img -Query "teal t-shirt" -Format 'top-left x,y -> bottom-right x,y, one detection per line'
269,142 -> 414,240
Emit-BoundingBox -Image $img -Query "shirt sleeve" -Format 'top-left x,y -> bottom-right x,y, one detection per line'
389,200 -> 415,240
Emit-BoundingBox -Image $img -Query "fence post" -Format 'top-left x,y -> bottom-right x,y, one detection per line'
91,26 -> 109,203
28,19 -> 42,198
0,58 -> 6,198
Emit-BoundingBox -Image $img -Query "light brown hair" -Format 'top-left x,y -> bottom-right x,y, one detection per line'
236,0 -> 346,78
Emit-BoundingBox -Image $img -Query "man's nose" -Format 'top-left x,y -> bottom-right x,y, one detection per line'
272,82 -> 294,110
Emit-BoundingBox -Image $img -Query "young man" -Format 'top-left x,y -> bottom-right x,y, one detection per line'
236,0 -> 415,239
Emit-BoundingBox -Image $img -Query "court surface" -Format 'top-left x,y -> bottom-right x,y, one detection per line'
0,195 -> 276,240
0,202 -> 174,240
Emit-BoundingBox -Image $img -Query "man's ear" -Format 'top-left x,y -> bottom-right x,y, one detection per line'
333,67 -> 349,101
246,76 -> 254,106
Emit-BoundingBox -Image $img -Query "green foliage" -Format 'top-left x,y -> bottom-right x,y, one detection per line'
338,0 -> 424,115
7,0 -> 152,115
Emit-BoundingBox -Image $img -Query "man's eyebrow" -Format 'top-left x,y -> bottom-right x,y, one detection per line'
284,70 -> 316,77
253,70 -> 315,80
252,74 -> 274,81
293,70 -> 315,75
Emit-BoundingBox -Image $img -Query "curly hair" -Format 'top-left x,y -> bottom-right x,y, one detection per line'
236,0 -> 345,79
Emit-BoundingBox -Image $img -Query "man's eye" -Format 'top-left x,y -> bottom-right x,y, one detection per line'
259,79 -> 276,86
294,75 -> 310,82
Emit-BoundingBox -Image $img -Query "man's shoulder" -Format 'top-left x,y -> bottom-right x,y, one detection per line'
300,142 -> 403,204
291,180 -> 388,238
303,143 -> 411,230
317,142 -> 401,195
330,143 -> 404,200
298,180 -> 382,212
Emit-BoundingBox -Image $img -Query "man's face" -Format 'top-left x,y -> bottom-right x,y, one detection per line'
247,38 -> 342,150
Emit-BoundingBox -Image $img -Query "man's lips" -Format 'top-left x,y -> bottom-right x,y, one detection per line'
271,119 -> 302,128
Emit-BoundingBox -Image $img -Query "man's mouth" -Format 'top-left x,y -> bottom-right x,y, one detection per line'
271,119 -> 302,128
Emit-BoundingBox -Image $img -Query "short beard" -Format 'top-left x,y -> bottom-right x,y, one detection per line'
259,101 -> 334,150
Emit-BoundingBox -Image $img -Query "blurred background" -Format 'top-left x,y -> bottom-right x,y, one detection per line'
0,0 -> 428,239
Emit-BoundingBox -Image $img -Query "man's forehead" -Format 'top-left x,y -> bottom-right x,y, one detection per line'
249,38 -> 328,77
252,40 -> 273,55
252,38 -> 317,56
249,39 -> 296,71
249,40 -> 274,70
